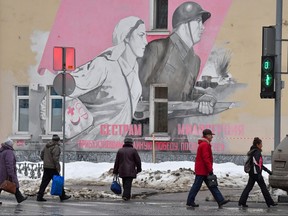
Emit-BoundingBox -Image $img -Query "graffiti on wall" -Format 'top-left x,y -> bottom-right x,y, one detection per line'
31,0 -> 243,153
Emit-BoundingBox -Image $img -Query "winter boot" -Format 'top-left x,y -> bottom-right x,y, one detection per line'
36,196 -> 47,202
60,193 -> 71,201
15,188 -> 28,203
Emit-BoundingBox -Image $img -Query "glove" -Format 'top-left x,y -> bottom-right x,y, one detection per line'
209,172 -> 214,176
267,170 -> 272,175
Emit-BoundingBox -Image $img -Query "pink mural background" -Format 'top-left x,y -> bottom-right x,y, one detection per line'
38,0 -> 232,79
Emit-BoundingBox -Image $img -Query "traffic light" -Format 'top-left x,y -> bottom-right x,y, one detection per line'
260,56 -> 275,98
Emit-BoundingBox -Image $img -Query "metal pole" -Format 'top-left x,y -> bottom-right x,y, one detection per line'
152,134 -> 155,163
62,48 -> 66,179
275,0 -> 282,148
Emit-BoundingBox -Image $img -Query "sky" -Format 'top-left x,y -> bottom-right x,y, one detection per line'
16,161 -> 286,200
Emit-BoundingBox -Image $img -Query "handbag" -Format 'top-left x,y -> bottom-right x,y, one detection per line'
207,174 -> 218,187
50,175 -> 64,196
110,176 -> 122,195
0,180 -> 16,194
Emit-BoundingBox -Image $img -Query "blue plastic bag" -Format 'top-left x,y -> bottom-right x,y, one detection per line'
110,176 -> 122,195
50,175 -> 64,196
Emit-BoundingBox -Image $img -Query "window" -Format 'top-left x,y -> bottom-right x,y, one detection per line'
16,86 -> 29,132
154,0 -> 168,29
49,86 -> 63,132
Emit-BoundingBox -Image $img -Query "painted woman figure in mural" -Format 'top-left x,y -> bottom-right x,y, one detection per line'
66,16 -> 147,142
139,1 -> 216,114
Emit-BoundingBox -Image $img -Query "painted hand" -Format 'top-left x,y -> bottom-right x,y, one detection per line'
197,94 -> 217,115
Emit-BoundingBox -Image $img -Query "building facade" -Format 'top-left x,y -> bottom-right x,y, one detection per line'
0,0 -> 288,159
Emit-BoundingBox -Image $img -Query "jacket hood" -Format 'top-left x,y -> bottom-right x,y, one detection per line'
198,137 -> 210,145
247,145 -> 258,156
0,143 -> 14,152
46,140 -> 60,148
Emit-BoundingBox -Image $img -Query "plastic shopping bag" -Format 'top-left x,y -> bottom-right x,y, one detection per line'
50,175 -> 64,196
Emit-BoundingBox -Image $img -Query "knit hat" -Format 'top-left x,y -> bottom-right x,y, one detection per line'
4,138 -> 14,146
124,137 -> 133,144
52,134 -> 60,141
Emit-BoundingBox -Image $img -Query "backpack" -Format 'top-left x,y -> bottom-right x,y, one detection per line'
244,155 -> 253,173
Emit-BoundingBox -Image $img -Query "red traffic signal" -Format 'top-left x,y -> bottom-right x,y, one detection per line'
53,47 -> 75,71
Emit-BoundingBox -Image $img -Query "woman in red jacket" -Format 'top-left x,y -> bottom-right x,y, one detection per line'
186,129 -> 229,208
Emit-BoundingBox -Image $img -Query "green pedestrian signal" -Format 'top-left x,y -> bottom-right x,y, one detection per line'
260,56 -> 275,99
264,73 -> 273,87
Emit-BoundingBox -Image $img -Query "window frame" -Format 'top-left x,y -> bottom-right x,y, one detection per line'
150,0 -> 168,30
14,86 -> 30,134
48,86 -> 63,134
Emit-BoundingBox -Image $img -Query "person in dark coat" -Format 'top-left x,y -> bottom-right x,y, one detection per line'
113,137 -> 142,201
36,134 -> 71,202
238,137 -> 277,208
186,129 -> 229,208
0,138 -> 27,204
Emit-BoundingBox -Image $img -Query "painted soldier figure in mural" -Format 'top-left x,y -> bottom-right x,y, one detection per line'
65,16 -> 148,141
138,1 -> 215,140
139,1 -> 216,115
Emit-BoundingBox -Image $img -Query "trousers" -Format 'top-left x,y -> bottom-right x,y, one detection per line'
239,174 -> 274,206
37,168 -> 65,198
186,175 -> 225,205
122,177 -> 133,199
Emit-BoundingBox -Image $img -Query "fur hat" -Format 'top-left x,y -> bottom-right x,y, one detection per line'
4,138 -> 14,146
52,134 -> 60,141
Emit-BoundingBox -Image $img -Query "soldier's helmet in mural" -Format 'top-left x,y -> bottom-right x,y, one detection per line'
172,1 -> 211,29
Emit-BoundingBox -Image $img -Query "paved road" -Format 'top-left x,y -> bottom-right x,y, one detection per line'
1,189 -> 287,216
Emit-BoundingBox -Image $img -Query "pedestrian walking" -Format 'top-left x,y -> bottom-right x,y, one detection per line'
36,134 -> 71,202
113,137 -> 142,201
186,129 -> 230,208
238,137 -> 277,208
0,138 -> 27,204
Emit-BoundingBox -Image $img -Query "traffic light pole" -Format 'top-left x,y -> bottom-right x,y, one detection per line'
61,49 -> 66,180
274,0 -> 282,148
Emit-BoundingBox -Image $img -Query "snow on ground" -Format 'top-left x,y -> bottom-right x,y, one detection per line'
16,161 -> 286,200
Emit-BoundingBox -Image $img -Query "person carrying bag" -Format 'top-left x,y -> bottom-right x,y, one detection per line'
0,138 -> 27,204
36,134 -> 71,202
186,129 -> 229,208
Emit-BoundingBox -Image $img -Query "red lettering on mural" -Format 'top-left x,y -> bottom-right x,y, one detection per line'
178,123 -> 244,136
74,100 -> 89,119
77,140 -> 123,149
76,139 -> 225,153
100,124 -> 142,136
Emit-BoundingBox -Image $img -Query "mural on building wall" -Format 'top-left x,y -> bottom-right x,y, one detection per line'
66,16 -> 147,143
32,0 -> 243,153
